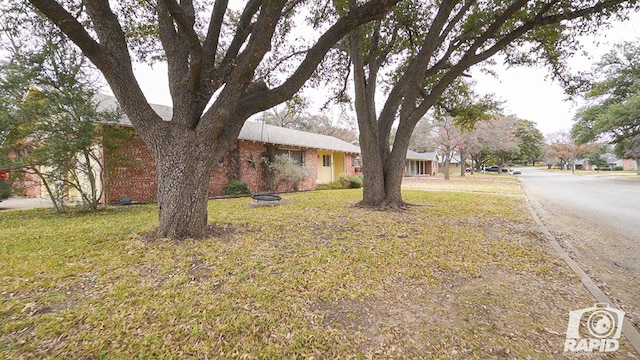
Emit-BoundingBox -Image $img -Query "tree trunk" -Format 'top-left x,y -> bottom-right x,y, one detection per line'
359,148 -> 410,209
359,139 -> 387,206
382,148 -> 409,208
444,158 -> 451,180
443,146 -> 451,180
357,120 -> 410,209
636,158 -> 640,175
153,129 -> 217,239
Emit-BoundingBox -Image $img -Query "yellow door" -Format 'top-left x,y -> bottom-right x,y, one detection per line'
332,152 -> 345,179
317,151 -> 333,184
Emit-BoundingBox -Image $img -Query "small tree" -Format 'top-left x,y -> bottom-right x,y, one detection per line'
0,14 -> 127,212
546,131 -> 596,173
584,145 -> 609,170
614,135 -> 640,174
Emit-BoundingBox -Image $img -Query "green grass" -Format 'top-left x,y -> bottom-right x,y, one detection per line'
0,189 -> 603,358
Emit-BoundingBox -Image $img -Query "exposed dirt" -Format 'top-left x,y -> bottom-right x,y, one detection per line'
310,264 -> 639,358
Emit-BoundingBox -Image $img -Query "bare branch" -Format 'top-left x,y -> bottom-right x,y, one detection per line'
238,0 -> 402,117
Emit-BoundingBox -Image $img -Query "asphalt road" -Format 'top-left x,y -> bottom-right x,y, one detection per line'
520,168 -> 640,237
519,168 -> 640,331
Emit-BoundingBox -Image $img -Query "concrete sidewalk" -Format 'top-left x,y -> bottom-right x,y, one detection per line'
0,198 -> 54,211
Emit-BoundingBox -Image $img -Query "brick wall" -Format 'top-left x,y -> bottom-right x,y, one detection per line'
623,158 -> 638,171
103,135 -> 326,204
21,169 -> 43,198
104,133 -> 157,203
345,154 -> 363,176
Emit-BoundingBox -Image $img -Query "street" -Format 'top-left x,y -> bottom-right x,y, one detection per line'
519,168 -> 640,332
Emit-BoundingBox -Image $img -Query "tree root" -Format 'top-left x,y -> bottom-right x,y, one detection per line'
355,200 -> 413,211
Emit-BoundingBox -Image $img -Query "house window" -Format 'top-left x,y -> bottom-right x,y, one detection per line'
351,155 -> 362,168
322,154 -> 331,167
275,149 -> 305,165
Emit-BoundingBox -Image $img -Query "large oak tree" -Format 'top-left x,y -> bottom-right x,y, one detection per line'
26,0 -> 401,239
344,0 -> 636,208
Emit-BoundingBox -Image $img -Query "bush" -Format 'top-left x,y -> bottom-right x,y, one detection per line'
270,154 -> 309,191
338,174 -> 363,189
317,175 -> 363,190
224,180 -> 250,195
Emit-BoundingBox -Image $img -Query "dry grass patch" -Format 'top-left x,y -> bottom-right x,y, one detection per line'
1,190 -> 637,358
402,174 -> 523,196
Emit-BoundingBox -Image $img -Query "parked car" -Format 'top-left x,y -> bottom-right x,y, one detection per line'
0,170 -> 10,201
510,168 -> 522,175
484,165 -> 508,173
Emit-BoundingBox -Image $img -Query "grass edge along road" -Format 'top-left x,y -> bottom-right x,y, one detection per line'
1,177 -> 637,358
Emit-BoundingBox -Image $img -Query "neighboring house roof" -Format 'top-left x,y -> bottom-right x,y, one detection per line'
406,150 -> 439,161
93,93 -> 172,124
92,94 -> 360,154
436,153 -> 460,164
605,153 -> 622,165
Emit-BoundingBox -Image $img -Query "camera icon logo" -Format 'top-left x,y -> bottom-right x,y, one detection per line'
564,303 -> 625,352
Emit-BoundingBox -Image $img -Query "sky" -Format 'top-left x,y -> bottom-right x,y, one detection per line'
471,13 -> 640,136
128,11 -> 640,138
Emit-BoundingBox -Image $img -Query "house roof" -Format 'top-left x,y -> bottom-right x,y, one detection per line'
92,94 -> 360,154
406,150 -> 438,161
239,121 -> 360,153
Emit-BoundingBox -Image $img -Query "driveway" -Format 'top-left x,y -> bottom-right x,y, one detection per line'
0,197 -> 54,211
519,168 -> 640,332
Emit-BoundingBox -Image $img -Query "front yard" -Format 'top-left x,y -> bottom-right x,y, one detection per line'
1,181 -> 637,358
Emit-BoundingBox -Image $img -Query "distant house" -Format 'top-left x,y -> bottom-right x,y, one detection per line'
581,153 -> 638,171
405,150 -> 439,176
27,95 -> 362,204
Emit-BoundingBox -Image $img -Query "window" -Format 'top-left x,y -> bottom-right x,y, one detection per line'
322,154 -> 331,167
351,155 -> 362,168
275,149 -> 305,165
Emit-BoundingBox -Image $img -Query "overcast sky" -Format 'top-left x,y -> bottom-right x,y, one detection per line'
471,12 -> 640,136
129,12 -> 640,137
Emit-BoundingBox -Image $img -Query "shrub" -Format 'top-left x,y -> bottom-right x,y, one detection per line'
224,180 -> 250,195
270,154 -> 309,191
338,173 -> 363,189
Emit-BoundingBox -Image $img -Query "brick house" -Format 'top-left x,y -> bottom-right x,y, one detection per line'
96,95 -> 361,204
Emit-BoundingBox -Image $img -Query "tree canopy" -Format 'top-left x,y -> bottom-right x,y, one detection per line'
339,0 -> 636,208
572,40 -> 640,173
573,41 -> 640,144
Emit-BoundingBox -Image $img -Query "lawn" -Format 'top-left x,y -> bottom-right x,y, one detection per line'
402,173 -> 524,196
1,187 -> 635,358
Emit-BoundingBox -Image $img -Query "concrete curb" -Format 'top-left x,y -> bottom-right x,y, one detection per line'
521,185 -> 640,355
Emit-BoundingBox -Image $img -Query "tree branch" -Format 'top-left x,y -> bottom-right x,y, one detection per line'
237,0 -> 402,117
202,0 -> 228,69
161,0 -> 202,59
28,0 -> 104,67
